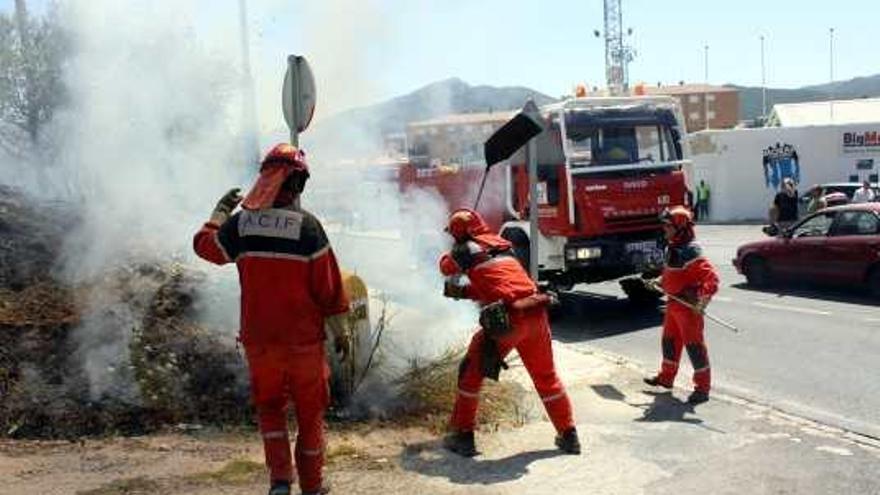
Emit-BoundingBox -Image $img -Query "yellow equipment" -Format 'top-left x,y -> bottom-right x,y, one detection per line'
326,271 -> 371,404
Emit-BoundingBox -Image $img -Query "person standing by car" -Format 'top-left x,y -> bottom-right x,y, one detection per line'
852,180 -> 876,204
770,177 -> 799,230
807,185 -> 827,214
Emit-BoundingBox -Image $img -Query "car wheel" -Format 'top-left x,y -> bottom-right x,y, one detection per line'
869,268 -> 880,299
744,256 -> 771,288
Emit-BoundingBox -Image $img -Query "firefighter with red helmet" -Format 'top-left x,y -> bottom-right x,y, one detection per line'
644,205 -> 719,404
193,143 -> 349,495
438,208 -> 580,457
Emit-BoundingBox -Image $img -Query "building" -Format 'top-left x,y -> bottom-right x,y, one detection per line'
687,114 -> 880,221
766,98 -> 880,127
406,111 -> 514,167
644,84 -> 740,131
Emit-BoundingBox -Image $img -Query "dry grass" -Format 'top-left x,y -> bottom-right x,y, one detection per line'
188,458 -> 264,485
394,348 -> 527,433
78,476 -> 162,495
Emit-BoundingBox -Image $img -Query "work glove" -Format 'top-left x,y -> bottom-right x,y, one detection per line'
210,188 -> 242,225
443,279 -> 469,300
326,313 -> 351,362
693,297 -> 711,314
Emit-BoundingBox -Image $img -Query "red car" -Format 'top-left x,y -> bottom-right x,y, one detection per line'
733,203 -> 880,297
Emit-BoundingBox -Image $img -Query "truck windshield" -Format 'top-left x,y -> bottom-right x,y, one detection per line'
567,125 -> 675,167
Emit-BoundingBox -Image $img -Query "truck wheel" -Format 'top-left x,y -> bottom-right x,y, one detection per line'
743,256 -> 771,288
501,228 -> 530,273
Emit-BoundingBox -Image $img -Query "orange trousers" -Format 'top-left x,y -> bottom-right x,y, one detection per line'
656,302 -> 711,393
245,343 -> 329,493
450,309 -> 574,433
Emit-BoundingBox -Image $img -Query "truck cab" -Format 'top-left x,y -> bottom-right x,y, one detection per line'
501,96 -> 689,293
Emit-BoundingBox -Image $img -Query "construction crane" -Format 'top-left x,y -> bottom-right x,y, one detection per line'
594,0 -> 635,96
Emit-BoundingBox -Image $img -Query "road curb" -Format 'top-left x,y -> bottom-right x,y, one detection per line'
566,342 -> 880,452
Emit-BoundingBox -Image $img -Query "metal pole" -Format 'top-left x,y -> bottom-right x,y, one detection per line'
527,137 -> 539,281
238,0 -> 261,164
704,44 -> 710,130
287,55 -> 301,147
829,27 -> 835,122
760,35 -> 767,119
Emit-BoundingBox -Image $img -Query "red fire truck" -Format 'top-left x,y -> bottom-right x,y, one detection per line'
399,95 -> 690,301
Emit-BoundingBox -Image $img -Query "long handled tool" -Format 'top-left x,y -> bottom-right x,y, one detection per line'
646,280 -> 741,333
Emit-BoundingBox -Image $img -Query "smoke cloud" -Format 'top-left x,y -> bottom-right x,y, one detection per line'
32,0 -> 250,401
1,0 -> 473,408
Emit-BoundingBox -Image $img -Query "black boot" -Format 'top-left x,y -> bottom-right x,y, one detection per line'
643,376 -> 673,389
555,427 -> 582,455
300,487 -> 330,495
443,430 -> 478,457
687,390 -> 709,404
268,481 -> 291,495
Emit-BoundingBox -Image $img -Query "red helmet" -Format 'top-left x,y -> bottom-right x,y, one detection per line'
660,206 -> 695,245
242,143 -> 310,210
659,205 -> 693,228
261,143 -> 310,176
446,208 -> 490,241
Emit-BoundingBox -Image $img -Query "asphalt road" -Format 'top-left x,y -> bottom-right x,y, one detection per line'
552,224 -> 880,440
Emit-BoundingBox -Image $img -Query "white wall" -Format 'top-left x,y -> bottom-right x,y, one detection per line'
686,124 -> 880,221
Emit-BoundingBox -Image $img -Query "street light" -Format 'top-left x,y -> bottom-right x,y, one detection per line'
704,44 -> 710,130
829,27 -> 835,122
239,0 -> 260,165
760,35 -> 767,120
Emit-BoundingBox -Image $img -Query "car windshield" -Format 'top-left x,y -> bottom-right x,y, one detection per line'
567,125 -> 674,167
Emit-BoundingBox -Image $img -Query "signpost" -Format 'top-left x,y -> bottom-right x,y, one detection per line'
282,55 -> 316,146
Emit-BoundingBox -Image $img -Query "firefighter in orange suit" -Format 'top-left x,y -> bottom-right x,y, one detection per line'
438,208 -> 580,457
644,206 -> 719,404
193,143 -> 348,495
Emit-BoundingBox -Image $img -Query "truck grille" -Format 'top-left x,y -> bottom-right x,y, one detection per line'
605,214 -> 661,229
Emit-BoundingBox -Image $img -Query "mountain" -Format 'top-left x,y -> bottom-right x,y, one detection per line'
731,74 -> 880,121
303,78 -> 556,159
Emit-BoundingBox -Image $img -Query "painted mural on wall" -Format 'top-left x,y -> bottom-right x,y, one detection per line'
762,143 -> 800,190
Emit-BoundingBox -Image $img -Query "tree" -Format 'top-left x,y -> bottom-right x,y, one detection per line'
0,1 -> 66,158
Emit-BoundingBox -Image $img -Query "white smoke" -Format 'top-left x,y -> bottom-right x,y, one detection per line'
40,0 -> 249,400
1,0 -> 474,406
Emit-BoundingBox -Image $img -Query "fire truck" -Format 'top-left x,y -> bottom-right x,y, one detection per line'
399,95 -> 690,301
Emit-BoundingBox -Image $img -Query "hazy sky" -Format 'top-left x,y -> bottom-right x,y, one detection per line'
2,0 -> 876,125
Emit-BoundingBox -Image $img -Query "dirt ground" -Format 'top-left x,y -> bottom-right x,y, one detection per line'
0,423 -> 436,495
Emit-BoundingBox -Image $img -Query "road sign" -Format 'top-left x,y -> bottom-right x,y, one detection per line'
282,55 -> 316,145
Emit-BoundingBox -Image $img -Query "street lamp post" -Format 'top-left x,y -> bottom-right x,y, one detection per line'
760,35 -> 767,120
704,44 -> 710,130
829,27 -> 835,122
239,0 -> 261,165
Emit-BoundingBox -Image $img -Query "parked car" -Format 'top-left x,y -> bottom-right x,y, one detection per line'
733,203 -> 880,297
799,182 -> 879,214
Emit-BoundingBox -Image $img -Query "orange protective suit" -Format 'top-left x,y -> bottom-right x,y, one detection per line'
439,209 -> 574,434
656,242 -> 719,393
193,144 -> 348,493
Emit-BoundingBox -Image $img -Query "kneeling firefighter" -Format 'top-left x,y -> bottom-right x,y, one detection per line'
193,143 -> 349,495
644,206 -> 719,404
438,208 -> 580,456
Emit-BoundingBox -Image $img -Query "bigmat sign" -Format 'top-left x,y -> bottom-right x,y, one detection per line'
843,130 -> 880,153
